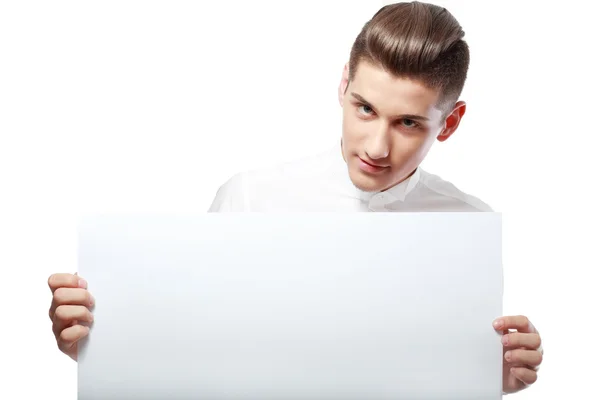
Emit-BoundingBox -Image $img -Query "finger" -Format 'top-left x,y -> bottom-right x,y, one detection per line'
505,349 -> 543,369
49,287 -> 94,320
48,273 -> 87,293
510,367 -> 538,385
57,324 -> 90,355
502,332 -> 542,350
493,315 -> 536,333
52,305 -> 94,339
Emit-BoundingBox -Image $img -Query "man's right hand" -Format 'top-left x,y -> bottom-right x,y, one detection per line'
48,273 -> 95,361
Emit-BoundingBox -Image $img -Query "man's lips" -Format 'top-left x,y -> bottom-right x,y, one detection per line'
358,156 -> 389,173
359,157 -> 388,168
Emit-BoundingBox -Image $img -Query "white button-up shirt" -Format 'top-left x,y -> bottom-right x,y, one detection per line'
208,145 -> 493,212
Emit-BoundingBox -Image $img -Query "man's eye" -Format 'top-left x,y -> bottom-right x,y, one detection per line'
401,118 -> 418,128
358,105 -> 373,115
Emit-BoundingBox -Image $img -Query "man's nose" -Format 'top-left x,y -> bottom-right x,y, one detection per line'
365,123 -> 390,159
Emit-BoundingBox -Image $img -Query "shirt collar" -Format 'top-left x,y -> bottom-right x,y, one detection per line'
329,144 -> 421,204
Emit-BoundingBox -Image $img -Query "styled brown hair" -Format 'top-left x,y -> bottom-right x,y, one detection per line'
348,1 -> 469,114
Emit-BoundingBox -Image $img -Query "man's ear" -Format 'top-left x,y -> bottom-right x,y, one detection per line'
437,101 -> 466,142
338,63 -> 350,107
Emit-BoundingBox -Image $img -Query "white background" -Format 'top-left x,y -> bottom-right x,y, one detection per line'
0,0 -> 598,398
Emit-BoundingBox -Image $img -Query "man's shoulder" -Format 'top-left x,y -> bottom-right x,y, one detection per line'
416,169 -> 494,212
207,171 -> 247,212
208,148 -> 337,212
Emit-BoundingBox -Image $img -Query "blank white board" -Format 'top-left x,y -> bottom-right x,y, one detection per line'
78,212 -> 503,399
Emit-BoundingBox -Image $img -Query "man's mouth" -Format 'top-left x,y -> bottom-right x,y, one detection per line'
358,157 -> 389,173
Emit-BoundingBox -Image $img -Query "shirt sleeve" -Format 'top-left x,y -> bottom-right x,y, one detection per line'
207,172 -> 247,212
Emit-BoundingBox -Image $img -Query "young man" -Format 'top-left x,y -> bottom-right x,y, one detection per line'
47,1 -> 543,395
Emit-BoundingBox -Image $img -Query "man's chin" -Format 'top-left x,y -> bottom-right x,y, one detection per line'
348,171 -> 388,193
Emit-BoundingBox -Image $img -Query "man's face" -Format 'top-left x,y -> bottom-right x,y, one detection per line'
338,60 -> 465,192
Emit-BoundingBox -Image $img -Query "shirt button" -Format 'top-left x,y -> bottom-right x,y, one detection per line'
368,194 -> 386,211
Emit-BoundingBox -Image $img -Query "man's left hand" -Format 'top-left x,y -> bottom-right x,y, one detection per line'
493,315 -> 543,394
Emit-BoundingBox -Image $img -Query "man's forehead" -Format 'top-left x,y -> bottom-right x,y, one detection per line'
351,63 -> 442,116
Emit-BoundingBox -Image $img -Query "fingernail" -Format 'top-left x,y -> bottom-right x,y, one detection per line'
78,279 -> 88,289
505,351 -> 512,361
493,319 -> 504,329
90,295 -> 95,307
502,335 -> 509,346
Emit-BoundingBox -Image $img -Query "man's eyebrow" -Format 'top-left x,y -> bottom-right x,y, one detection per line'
350,92 -> 374,107
350,92 -> 430,122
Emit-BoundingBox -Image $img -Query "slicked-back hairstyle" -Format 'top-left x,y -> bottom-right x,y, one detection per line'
348,1 -> 469,115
